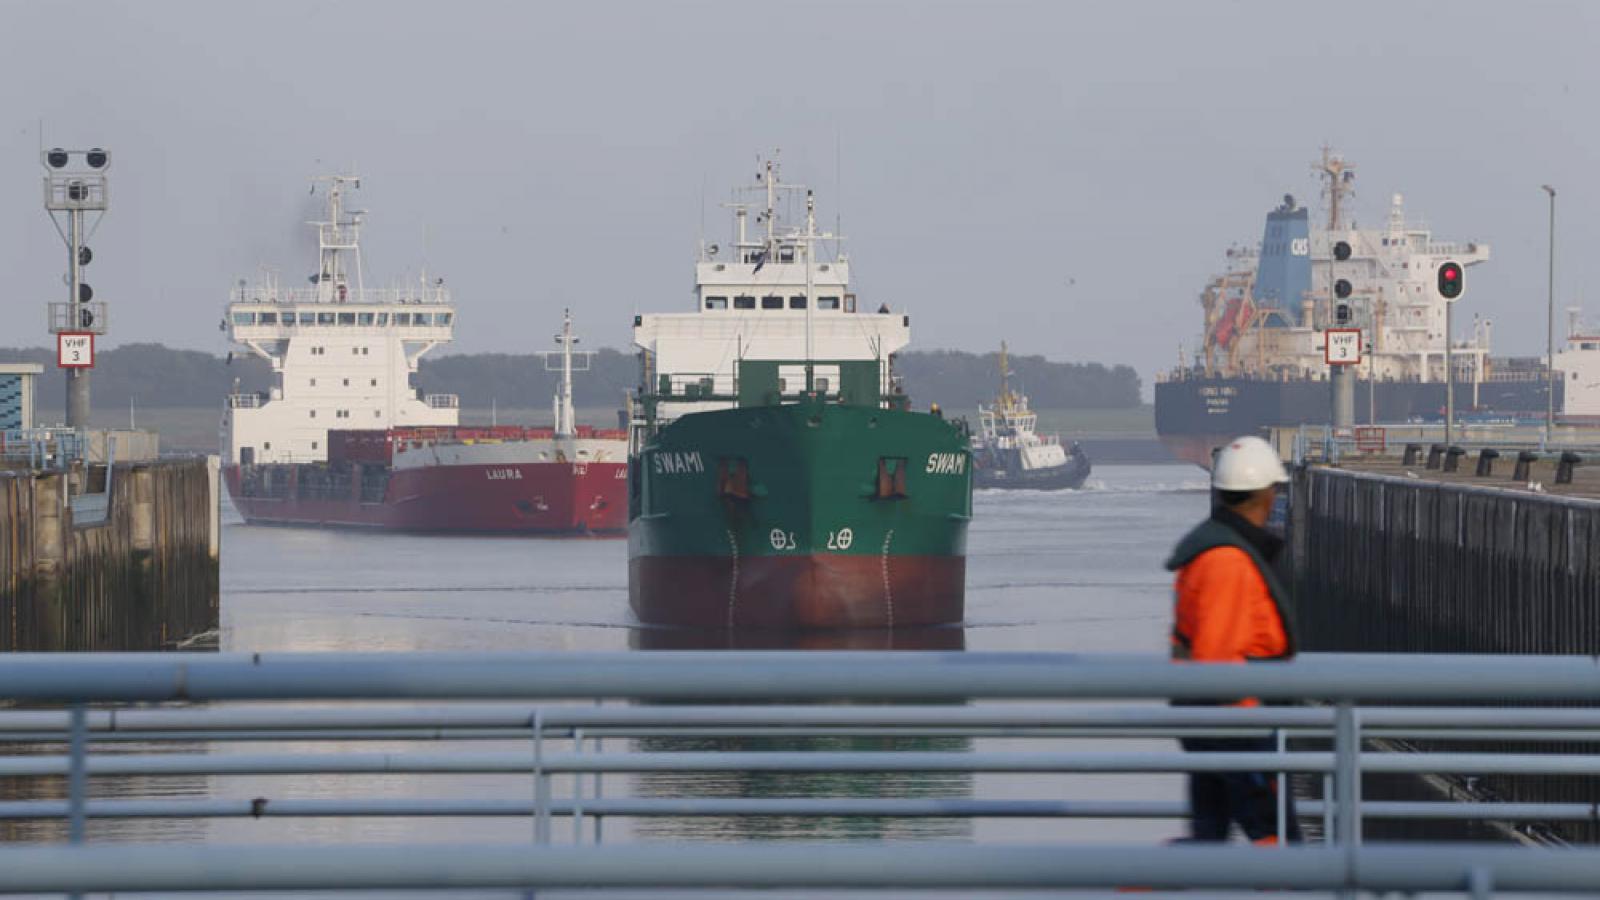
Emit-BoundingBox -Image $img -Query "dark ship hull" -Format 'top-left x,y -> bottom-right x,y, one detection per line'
973,444 -> 1092,490
1155,376 -> 1560,468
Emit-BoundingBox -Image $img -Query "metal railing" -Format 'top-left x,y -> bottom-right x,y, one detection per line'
0,428 -> 86,470
228,286 -> 452,305
424,392 -> 459,409
4,652 -> 1600,895
226,392 -> 266,409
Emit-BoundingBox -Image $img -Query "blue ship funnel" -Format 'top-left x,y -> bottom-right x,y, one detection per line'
1253,194 -> 1310,324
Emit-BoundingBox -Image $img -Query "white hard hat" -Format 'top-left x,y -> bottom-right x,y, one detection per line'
1212,436 -> 1289,491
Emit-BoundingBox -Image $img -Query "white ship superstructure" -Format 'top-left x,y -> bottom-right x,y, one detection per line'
223,176 -> 458,466
631,156 -> 910,428
1197,149 -> 1494,386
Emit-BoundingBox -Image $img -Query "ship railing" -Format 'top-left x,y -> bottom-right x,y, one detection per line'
424,393 -> 459,410
2,653 -> 1600,894
0,428 -> 86,470
228,286 -> 453,305
227,393 -> 267,410
1426,241 -> 1485,258
652,372 -> 739,400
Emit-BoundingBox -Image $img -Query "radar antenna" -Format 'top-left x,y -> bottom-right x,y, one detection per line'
1315,146 -> 1355,231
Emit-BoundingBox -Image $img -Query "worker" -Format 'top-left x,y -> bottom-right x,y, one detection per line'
1165,435 -> 1299,844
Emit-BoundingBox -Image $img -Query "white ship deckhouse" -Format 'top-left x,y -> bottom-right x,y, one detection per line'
223,176 -> 458,465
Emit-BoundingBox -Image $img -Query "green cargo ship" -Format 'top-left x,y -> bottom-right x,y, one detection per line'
628,158 -> 972,628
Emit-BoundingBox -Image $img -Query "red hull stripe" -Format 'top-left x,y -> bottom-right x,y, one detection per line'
629,554 -> 965,629
225,463 -> 627,535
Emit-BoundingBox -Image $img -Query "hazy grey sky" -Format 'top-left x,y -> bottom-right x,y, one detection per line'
2,1 -> 1596,398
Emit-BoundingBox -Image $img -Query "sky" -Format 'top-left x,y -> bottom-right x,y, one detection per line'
1,0 -> 1596,399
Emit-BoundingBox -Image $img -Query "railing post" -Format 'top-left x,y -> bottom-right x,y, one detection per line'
67,702 -> 87,900
530,708 -> 550,845
1274,727 -> 1287,845
67,703 -> 87,844
593,700 -> 605,845
1468,865 -> 1493,900
1333,701 -> 1361,847
571,727 -> 584,844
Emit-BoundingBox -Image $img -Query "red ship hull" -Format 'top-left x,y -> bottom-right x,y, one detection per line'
629,554 -> 966,629
225,461 -> 628,535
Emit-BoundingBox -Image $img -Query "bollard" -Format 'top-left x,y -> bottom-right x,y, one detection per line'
1513,450 -> 1539,482
1556,451 -> 1582,485
1426,444 -> 1445,470
1401,443 -> 1423,467
1443,446 -> 1467,473
1474,448 -> 1499,477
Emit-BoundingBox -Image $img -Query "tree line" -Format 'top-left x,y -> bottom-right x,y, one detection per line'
0,343 -> 1141,411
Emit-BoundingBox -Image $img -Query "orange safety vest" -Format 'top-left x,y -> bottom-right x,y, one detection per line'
1166,516 -> 1296,706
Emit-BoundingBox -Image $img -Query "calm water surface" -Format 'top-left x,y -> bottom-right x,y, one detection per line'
105,464 -> 1210,848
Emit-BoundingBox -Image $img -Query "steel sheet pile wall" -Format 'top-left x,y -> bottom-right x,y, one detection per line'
1291,465 -> 1600,842
0,460 -> 217,651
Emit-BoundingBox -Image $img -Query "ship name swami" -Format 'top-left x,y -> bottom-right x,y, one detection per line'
653,451 -> 705,475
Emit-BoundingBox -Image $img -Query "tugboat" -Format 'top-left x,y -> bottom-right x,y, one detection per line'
971,343 -> 1091,490
222,176 -> 627,534
627,156 -> 973,629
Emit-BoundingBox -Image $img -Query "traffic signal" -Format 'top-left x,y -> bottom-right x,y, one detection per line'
77,283 -> 93,303
1333,240 -> 1352,261
79,308 -> 95,329
78,246 -> 92,266
1336,303 -> 1351,324
1334,279 -> 1353,299
1437,261 -> 1464,301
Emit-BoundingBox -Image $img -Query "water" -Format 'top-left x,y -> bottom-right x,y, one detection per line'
102,464 -> 1210,847
219,464 -> 1207,654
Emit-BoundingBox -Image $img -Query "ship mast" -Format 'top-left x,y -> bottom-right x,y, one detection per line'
804,189 -> 816,391
311,175 -> 365,303
1315,146 -> 1355,231
998,341 -> 1014,412
553,308 -> 577,437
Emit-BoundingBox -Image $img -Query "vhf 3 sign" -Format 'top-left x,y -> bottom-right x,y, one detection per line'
1325,328 -> 1362,366
57,332 -> 94,368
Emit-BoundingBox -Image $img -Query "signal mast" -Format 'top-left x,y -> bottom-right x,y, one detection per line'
41,146 -> 111,428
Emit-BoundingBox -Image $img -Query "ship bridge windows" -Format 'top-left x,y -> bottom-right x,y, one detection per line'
337,312 -> 356,325
232,312 -> 255,325
299,312 -> 316,325
789,295 -> 807,309
317,312 -> 336,325
413,313 -> 432,326
734,295 -> 756,310
258,312 -> 278,325
358,312 -> 375,326
437,313 -> 452,325
395,313 -> 411,326
761,295 -> 784,310
818,296 -> 840,310
778,247 -> 795,263
376,313 -> 388,326
705,296 -> 728,310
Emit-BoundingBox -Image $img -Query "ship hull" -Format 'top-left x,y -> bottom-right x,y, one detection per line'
628,401 -> 972,629
1155,376 -> 1561,468
630,554 -> 965,629
974,447 -> 1092,490
225,460 -> 628,535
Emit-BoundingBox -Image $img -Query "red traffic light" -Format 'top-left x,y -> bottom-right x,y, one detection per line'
1437,261 -> 1464,300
